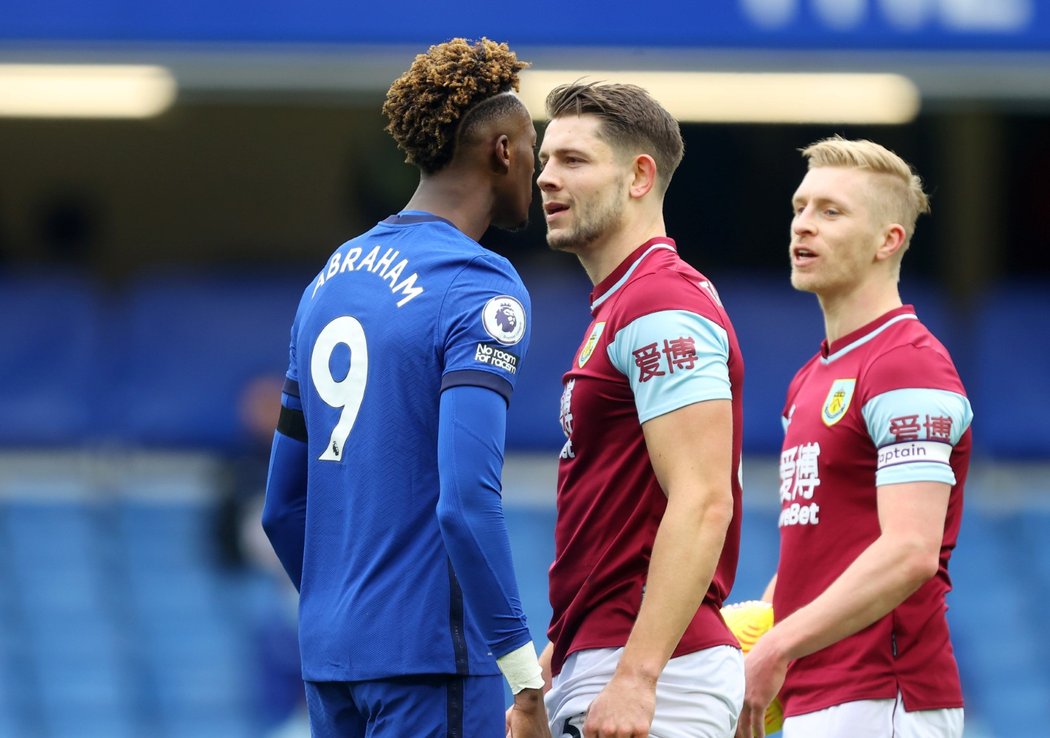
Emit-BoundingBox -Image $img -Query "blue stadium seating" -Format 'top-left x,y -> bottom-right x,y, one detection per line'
107,269 -> 308,449
971,284 -> 1050,457
0,271 -> 102,446
0,458 -> 1045,736
0,270 -> 1046,454
714,275 -> 825,454
506,266 -> 594,450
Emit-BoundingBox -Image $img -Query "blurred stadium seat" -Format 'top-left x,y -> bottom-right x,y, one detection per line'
971,283 -> 1050,458
107,269 -> 304,450
507,266 -> 594,451
0,270 -> 1028,455
0,271 -> 103,446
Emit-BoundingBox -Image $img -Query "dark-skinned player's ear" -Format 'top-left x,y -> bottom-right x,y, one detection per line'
490,134 -> 511,174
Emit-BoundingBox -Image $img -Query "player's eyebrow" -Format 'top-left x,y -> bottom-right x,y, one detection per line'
540,145 -> 589,162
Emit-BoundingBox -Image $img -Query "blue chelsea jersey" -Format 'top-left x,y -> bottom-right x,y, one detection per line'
287,213 -> 531,682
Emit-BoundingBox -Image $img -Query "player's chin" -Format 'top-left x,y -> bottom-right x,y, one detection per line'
789,271 -> 819,294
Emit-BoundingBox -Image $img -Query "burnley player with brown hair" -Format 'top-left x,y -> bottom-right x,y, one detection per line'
537,81 -> 746,738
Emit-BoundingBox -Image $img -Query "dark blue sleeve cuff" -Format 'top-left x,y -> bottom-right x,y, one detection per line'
440,369 -> 512,405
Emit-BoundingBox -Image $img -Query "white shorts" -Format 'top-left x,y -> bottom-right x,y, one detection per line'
545,645 -> 744,738
782,692 -> 963,738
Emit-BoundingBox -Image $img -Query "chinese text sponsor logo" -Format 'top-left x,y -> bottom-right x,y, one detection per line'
887,413 -> 953,442
632,336 -> 699,383
779,442 -> 822,528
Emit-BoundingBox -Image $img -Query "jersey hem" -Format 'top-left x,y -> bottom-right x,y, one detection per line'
783,688 -> 965,717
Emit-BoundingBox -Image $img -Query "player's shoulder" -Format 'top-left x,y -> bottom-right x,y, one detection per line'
615,259 -> 725,323
449,248 -> 528,301
862,320 -> 965,396
387,221 -> 527,297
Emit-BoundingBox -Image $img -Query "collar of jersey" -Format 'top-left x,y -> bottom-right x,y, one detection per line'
590,237 -> 677,313
820,305 -> 917,364
382,211 -> 458,229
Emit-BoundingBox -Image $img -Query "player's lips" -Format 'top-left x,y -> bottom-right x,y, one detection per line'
791,244 -> 817,266
543,201 -> 569,223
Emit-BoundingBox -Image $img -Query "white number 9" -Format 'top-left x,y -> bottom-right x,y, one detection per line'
310,316 -> 368,462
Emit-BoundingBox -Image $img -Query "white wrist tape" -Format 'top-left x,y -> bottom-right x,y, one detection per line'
497,641 -> 544,694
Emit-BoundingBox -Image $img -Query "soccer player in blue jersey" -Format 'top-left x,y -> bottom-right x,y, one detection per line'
261,38 -> 550,738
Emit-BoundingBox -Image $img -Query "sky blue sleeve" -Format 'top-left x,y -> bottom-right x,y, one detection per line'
436,384 -> 532,659
607,309 -> 731,424
862,387 -> 973,487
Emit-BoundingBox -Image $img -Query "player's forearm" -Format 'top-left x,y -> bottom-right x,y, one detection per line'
767,532 -> 937,663
261,431 -> 308,590
617,487 -> 733,682
538,641 -> 553,692
436,386 -> 534,657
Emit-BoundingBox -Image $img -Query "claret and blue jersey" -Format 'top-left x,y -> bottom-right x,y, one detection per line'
774,305 -> 973,716
548,237 -> 745,675
263,212 -> 533,683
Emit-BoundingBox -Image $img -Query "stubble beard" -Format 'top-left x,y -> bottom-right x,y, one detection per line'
545,185 -> 627,254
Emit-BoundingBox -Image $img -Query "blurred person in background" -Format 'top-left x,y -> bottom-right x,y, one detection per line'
536,81 -> 745,738
736,137 -> 973,738
261,38 -> 550,737
214,373 -> 309,737
216,373 -> 285,569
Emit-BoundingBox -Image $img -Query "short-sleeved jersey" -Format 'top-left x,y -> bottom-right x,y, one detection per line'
548,238 -> 744,676
774,306 -> 973,716
286,212 -> 531,682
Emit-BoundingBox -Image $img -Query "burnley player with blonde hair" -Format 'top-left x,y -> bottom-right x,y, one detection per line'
736,137 -> 973,738
537,81 -> 745,738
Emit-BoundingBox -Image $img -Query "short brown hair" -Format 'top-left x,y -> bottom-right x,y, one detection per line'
383,38 -> 529,174
545,81 -> 684,194
802,136 -> 930,248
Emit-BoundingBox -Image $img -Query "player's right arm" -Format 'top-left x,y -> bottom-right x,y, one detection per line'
436,384 -> 550,738
433,258 -> 548,736
737,481 -> 950,738
261,376 -> 309,591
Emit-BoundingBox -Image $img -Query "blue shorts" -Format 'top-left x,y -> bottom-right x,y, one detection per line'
304,673 -> 504,738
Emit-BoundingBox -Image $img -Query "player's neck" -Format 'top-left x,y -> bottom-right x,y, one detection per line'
818,281 -> 903,345
579,211 -> 667,286
403,173 -> 492,242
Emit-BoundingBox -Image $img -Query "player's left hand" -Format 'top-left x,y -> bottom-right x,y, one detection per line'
506,687 -> 552,738
736,637 -> 787,738
583,672 -> 656,737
